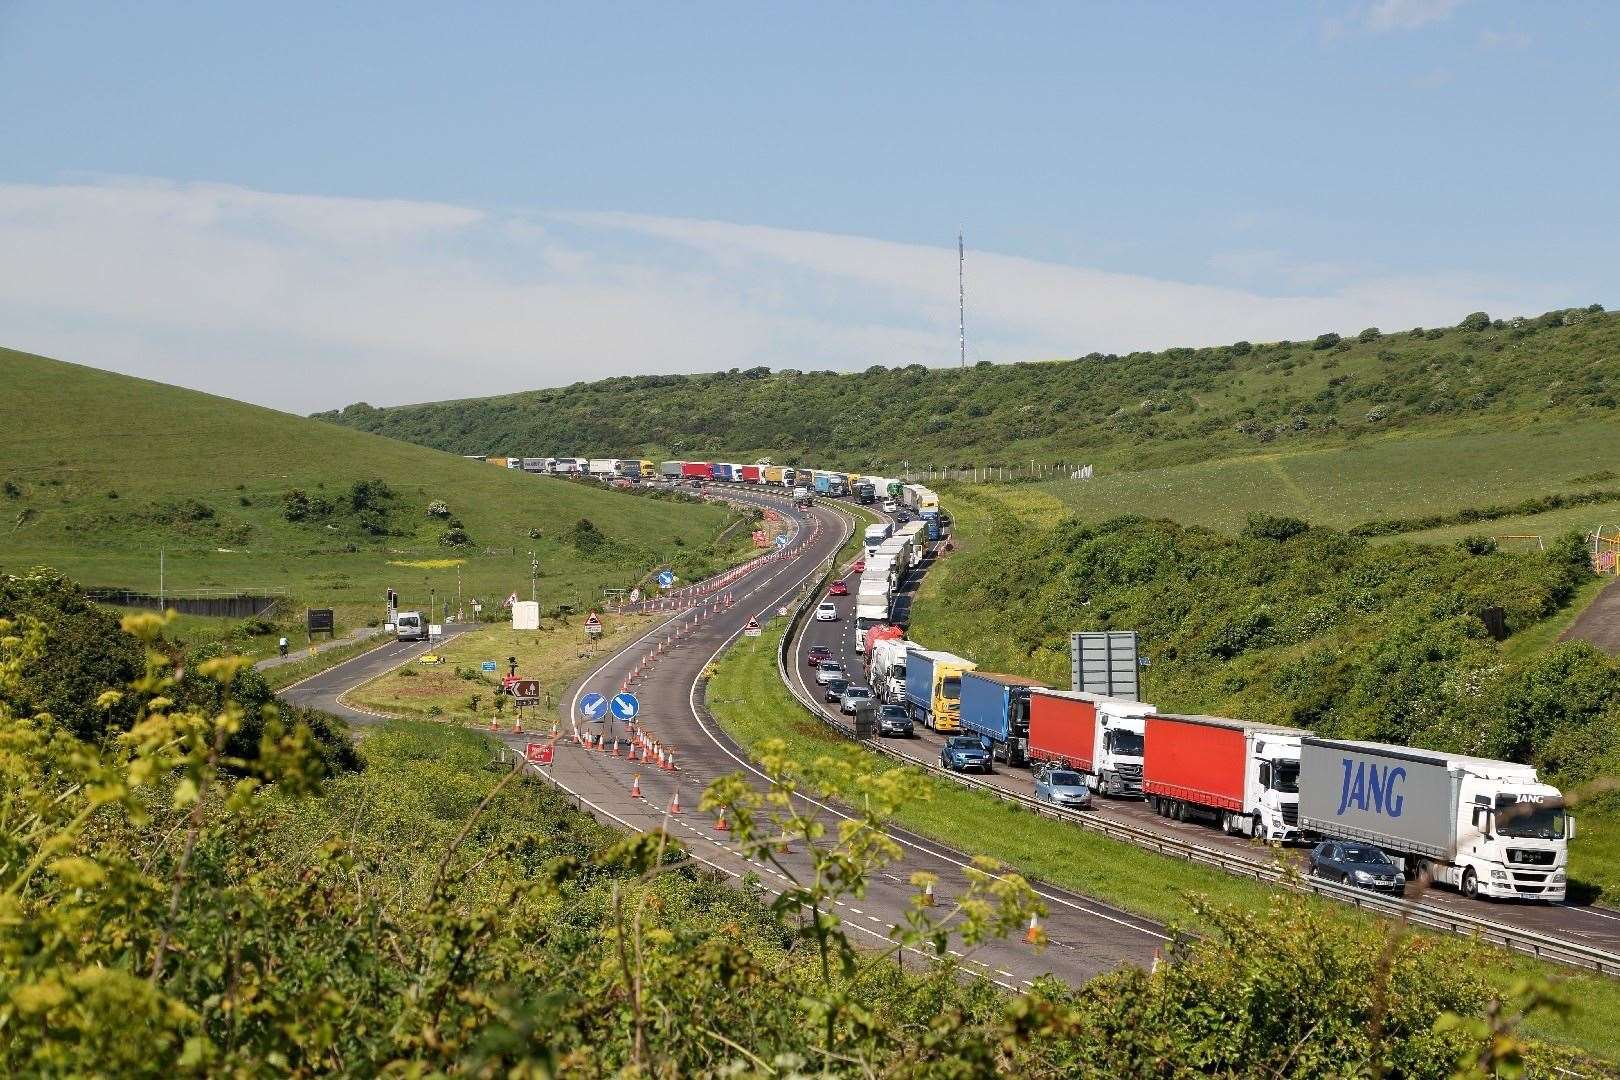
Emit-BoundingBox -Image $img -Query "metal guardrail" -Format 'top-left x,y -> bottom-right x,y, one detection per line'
775,507 -> 1620,977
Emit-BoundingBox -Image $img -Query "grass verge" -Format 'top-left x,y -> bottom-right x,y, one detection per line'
704,617 -> 1620,1062
261,631 -> 397,691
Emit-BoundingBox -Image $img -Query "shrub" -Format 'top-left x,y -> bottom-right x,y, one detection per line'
1459,535 -> 1499,556
427,499 -> 451,518
281,489 -> 311,522
1230,340 -> 1252,356
1243,513 -> 1309,541
1460,311 -> 1492,332
1357,327 -> 1381,342
1312,332 -> 1342,350
2,479 -> 20,498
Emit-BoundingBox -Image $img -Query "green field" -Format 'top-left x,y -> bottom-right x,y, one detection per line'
0,347 -> 745,633
1033,417 -> 1620,534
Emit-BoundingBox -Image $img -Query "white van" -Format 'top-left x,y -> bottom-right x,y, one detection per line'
395,611 -> 427,642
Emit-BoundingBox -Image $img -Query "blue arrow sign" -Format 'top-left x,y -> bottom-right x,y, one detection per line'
579,692 -> 608,721
774,534 -> 789,548
610,692 -> 640,721
657,569 -> 675,588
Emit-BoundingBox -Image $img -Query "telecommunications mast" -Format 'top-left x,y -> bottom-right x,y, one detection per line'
958,230 -> 967,367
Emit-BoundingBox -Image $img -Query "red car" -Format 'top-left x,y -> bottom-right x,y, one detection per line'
829,580 -> 849,596
852,559 -> 865,574
806,644 -> 834,668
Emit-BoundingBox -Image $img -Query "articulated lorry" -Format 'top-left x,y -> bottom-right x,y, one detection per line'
1143,713 -> 1305,842
1027,689 -> 1151,797
905,647 -> 976,731
868,634 -> 909,702
959,671 -> 1046,766
854,580 -> 890,643
854,480 -> 876,503
1299,739 -> 1572,901
895,520 -> 927,566
863,523 -> 892,557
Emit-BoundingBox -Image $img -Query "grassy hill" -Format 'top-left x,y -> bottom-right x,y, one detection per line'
0,347 -> 745,629
316,304 -> 1616,475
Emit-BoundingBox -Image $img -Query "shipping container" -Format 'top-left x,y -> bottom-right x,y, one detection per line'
960,671 -> 1047,765
1143,713 -> 1304,841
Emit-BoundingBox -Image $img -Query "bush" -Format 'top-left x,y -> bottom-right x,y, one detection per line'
439,526 -> 470,547
1357,327 -> 1381,342
1459,311 -> 1492,331
1459,535 -> 1499,556
1230,340 -> 1252,356
1243,513 -> 1309,541
281,489 -> 311,522
2,479 -> 20,498
426,499 -> 450,518
1312,332 -> 1342,350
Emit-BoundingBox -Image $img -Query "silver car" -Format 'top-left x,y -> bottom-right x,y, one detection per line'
814,659 -> 844,686
1034,766 -> 1093,810
839,685 -> 873,714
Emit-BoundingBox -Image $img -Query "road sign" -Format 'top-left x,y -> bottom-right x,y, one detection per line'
511,679 -> 540,704
524,741 -> 553,765
775,534 -> 789,548
481,660 -> 498,672
743,618 -> 762,637
584,611 -> 603,638
610,692 -> 640,721
657,569 -> 676,588
579,692 -> 608,720
306,608 -> 334,635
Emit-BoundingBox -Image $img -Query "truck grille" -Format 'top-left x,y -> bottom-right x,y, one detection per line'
1115,763 -> 1142,780
1507,849 -> 1555,866
1281,804 -> 1298,826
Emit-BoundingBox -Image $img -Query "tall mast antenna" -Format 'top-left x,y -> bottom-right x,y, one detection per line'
958,230 -> 966,367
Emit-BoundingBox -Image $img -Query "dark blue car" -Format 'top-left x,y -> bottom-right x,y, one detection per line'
941,734 -> 991,774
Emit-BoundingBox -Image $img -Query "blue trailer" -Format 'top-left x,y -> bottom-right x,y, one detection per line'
813,472 -> 833,495
710,462 -> 736,482
921,510 -> 941,541
959,671 -> 1046,766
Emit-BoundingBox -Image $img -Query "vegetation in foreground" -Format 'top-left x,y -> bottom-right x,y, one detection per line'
0,596 -> 1603,1077
0,347 -> 745,628
320,304 -> 1615,474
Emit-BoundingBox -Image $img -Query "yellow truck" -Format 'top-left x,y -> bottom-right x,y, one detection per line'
904,646 -> 977,732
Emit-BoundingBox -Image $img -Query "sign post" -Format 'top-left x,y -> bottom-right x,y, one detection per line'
584,611 -> 603,639
306,608 -> 335,639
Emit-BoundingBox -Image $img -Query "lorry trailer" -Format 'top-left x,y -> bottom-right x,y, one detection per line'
959,671 -> 1047,766
1143,713 -> 1305,841
868,634 -> 909,703
905,647 -> 976,731
680,461 -> 711,479
1299,738 -> 1571,901
659,460 -> 683,479
1027,688 -> 1151,797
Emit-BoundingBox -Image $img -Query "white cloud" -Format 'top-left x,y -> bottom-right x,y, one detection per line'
1364,0 -> 1465,32
0,177 -> 1573,412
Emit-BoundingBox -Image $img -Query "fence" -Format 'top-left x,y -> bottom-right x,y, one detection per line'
86,587 -> 287,619
899,462 -> 1095,484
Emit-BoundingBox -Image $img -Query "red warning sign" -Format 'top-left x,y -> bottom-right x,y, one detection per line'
525,741 -> 553,765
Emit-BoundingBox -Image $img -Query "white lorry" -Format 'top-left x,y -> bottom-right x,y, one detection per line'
586,458 -> 620,478
854,581 -> 890,651
1299,738 -> 1572,902
894,520 -> 927,567
868,635 -> 910,704
863,522 -> 893,558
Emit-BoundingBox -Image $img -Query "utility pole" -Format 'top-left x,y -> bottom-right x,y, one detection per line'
958,230 -> 967,368
158,547 -> 164,608
529,550 -> 539,604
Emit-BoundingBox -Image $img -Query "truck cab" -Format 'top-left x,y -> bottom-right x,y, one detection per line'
1251,736 -> 1302,840
1456,774 -> 1570,900
905,647 -> 976,731
1096,713 -> 1145,796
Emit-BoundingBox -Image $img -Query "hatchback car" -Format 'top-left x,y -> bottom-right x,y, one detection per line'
815,601 -> 838,622
813,660 -> 844,686
1034,766 -> 1092,810
806,644 -> 833,668
1308,842 -> 1405,895
940,735 -> 992,774
852,558 -> 865,574
876,704 -> 913,737
823,678 -> 850,703
828,580 -> 849,596
839,685 -> 873,714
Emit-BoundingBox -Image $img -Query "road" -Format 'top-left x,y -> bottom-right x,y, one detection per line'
278,489 -> 1167,991
794,505 -> 1620,961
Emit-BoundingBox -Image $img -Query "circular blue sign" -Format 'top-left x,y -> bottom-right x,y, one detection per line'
657,569 -> 675,588
579,692 -> 609,720
610,692 -> 640,721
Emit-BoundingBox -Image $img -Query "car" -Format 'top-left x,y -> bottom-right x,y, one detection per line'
881,499 -> 899,513
815,601 -> 838,622
1034,766 -> 1093,810
806,644 -> 833,668
852,558 -> 865,574
823,678 -> 849,703
814,659 -> 844,686
1308,841 -> 1406,896
839,685 -> 873,714
940,734 -> 992,774
876,703 -> 913,737
828,580 -> 849,596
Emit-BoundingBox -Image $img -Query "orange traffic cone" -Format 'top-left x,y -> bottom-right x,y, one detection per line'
667,790 -> 682,814
611,739 -> 622,758
489,715 -> 498,732
630,775 -> 644,799
713,809 -> 730,833
1025,914 -> 1042,945
666,749 -> 677,772
512,714 -> 522,734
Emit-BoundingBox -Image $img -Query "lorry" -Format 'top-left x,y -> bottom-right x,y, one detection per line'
895,520 -> 927,566
616,460 -> 645,479
762,465 -> 787,485
854,480 -> 876,504
959,671 -> 1047,766
551,457 -> 584,474
869,634 -> 909,703
1027,688 -> 1152,797
875,535 -> 912,580
740,464 -> 762,483
587,458 -> 620,478
863,622 -> 904,661
1143,713 -> 1305,841
812,472 -> 847,497
921,509 -> 942,541
863,523 -> 892,557
659,460 -> 684,479
521,457 -> 549,472
854,581 -> 890,648
861,555 -> 899,595
1299,738 -> 1572,901
680,461 -> 712,480
905,647 -> 976,731
710,462 -> 735,482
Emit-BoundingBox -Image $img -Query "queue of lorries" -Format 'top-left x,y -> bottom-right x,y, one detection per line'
837,508 -> 1573,905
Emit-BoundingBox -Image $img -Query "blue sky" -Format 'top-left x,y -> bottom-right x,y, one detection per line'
1,1 -> 1615,410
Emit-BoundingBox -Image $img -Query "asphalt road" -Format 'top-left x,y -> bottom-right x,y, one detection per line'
795,509 -> 1620,958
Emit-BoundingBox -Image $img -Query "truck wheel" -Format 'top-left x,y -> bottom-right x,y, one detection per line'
1462,868 -> 1480,900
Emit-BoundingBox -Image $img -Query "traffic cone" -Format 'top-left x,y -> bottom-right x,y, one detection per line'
489,715 -> 498,732
512,714 -> 522,734
611,738 -> 622,758
713,809 -> 730,833
1150,948 -> 1162,974
667,790 -> 682,814
1025,914 -> 1042,945
775,835 -> 792,854
921,881 -> 936,907
630,775 -> 644,799
664,749 -> 677,772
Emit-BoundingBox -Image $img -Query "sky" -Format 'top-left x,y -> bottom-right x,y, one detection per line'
1,1 -> 1615,413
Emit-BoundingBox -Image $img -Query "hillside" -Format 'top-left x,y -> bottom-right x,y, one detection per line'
316,305 -> 1616,473
0,348 -> 744,624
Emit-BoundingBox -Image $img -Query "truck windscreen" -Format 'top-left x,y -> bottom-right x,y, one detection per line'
1107,730 -> 1143,756
1494,796 -> 1567,840
1272,761 -> 1300,793
942,678 -> 961,701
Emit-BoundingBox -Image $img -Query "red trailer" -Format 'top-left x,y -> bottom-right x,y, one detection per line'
740,464 -> 762,483
1027,689 -> 1098,772
1141,713 -> 1306,841
680,461 -> 711,479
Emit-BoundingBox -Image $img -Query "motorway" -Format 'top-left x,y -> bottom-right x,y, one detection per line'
794,504 -> 1620,962
278,488 -> 1168,991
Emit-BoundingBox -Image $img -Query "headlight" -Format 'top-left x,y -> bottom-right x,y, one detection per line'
1491,869 -> 1509,880
1552,870 -> 1566,881
1353,870 -> 1373,883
